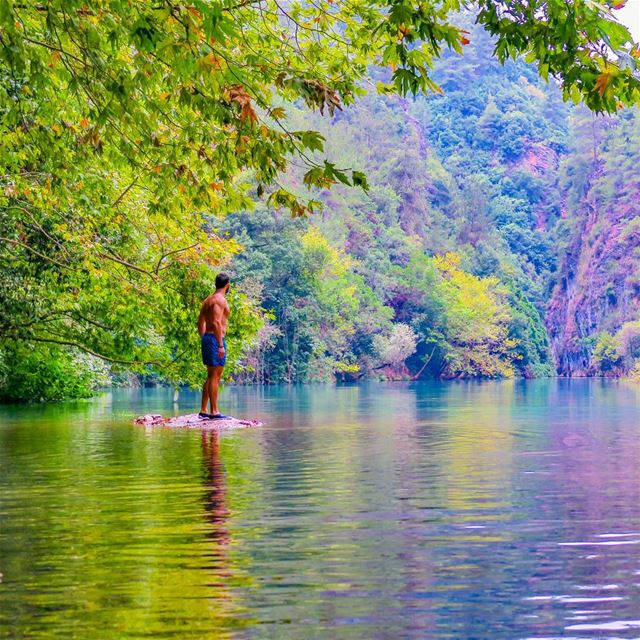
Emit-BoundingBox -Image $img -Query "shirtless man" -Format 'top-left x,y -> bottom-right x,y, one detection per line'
198,273 -> 231,419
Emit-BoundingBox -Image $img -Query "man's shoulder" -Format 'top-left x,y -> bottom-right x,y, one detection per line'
211,293 -> 229,309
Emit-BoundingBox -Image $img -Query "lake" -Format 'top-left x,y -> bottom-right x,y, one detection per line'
2,380 -> 640,639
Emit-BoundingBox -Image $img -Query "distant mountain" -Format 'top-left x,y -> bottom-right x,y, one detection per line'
225,20 -> 640,380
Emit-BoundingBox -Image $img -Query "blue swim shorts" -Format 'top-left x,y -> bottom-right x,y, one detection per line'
201,334 -> 227,367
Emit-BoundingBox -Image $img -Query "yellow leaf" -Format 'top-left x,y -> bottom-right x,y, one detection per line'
49,51 -> 61,68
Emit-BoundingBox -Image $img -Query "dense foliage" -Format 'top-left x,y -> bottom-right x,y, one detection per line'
222,20 -> 640,383
1,1 -> 639,398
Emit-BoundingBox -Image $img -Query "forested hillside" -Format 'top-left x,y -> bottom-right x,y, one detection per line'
221,23 -> 640,383
1,3 -> 639,400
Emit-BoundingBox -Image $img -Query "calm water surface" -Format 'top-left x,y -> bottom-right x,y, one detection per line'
2,380 -> 640,639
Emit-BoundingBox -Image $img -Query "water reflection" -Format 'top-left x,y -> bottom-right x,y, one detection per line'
201,431 -> 230,574
2,381 -> 640,638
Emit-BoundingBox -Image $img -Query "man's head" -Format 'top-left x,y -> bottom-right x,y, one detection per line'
215,272 -> 231,293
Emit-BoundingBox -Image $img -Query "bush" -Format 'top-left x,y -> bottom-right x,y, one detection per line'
373,324 -> 418,370
629,361 -> 640,382
592,332 -> 623,373
0,343 -> 107,403
616,321 -> 640,362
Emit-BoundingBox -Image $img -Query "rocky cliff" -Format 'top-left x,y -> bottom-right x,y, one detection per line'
547,109 -> 640,375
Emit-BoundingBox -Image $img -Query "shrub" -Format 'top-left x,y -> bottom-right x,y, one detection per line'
373,324 -> 418,371
616,321 -> 640,362
592,332 -> 623,373
0,343 -> 106,402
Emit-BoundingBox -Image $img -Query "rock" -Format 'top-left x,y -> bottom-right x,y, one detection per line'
134,413 -> 262,429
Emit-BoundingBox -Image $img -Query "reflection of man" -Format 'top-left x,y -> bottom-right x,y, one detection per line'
201,431 -> 230,549
198,273 -> 231,420
201,431 -> 233,596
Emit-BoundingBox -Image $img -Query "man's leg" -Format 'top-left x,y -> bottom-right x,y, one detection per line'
200,376 -> 210,414
207,365 -> 224,415
200,366 -> 216,413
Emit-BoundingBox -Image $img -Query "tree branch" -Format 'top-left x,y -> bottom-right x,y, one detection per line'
155,243 -> 200,274
0,236 -> 70,269
18,335 -> 165,366
97,250 -> 159,279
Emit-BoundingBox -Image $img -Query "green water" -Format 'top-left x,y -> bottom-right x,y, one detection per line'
2,380 -> 640,639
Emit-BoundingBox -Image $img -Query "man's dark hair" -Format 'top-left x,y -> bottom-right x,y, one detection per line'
215,272 -> 230,290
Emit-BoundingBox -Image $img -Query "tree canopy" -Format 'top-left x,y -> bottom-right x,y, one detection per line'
0,0 -> 638,397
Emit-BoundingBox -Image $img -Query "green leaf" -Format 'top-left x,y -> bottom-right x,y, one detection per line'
303,166 -> 325,188
296,130 -> 325,153
351,170 -> 369,192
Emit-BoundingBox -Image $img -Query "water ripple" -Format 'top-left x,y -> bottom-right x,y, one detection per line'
2,381 -> 640,639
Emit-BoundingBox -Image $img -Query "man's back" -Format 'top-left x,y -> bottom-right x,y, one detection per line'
200,292 -> 229,335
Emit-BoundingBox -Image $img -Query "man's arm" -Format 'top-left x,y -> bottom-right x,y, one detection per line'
212,300 -> 225,356
197,303 -> 207,337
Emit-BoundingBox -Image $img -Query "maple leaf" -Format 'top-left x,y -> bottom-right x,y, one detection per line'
240,102 -> 258,123
595,72 -> 613,97
226,85 -> 259,124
